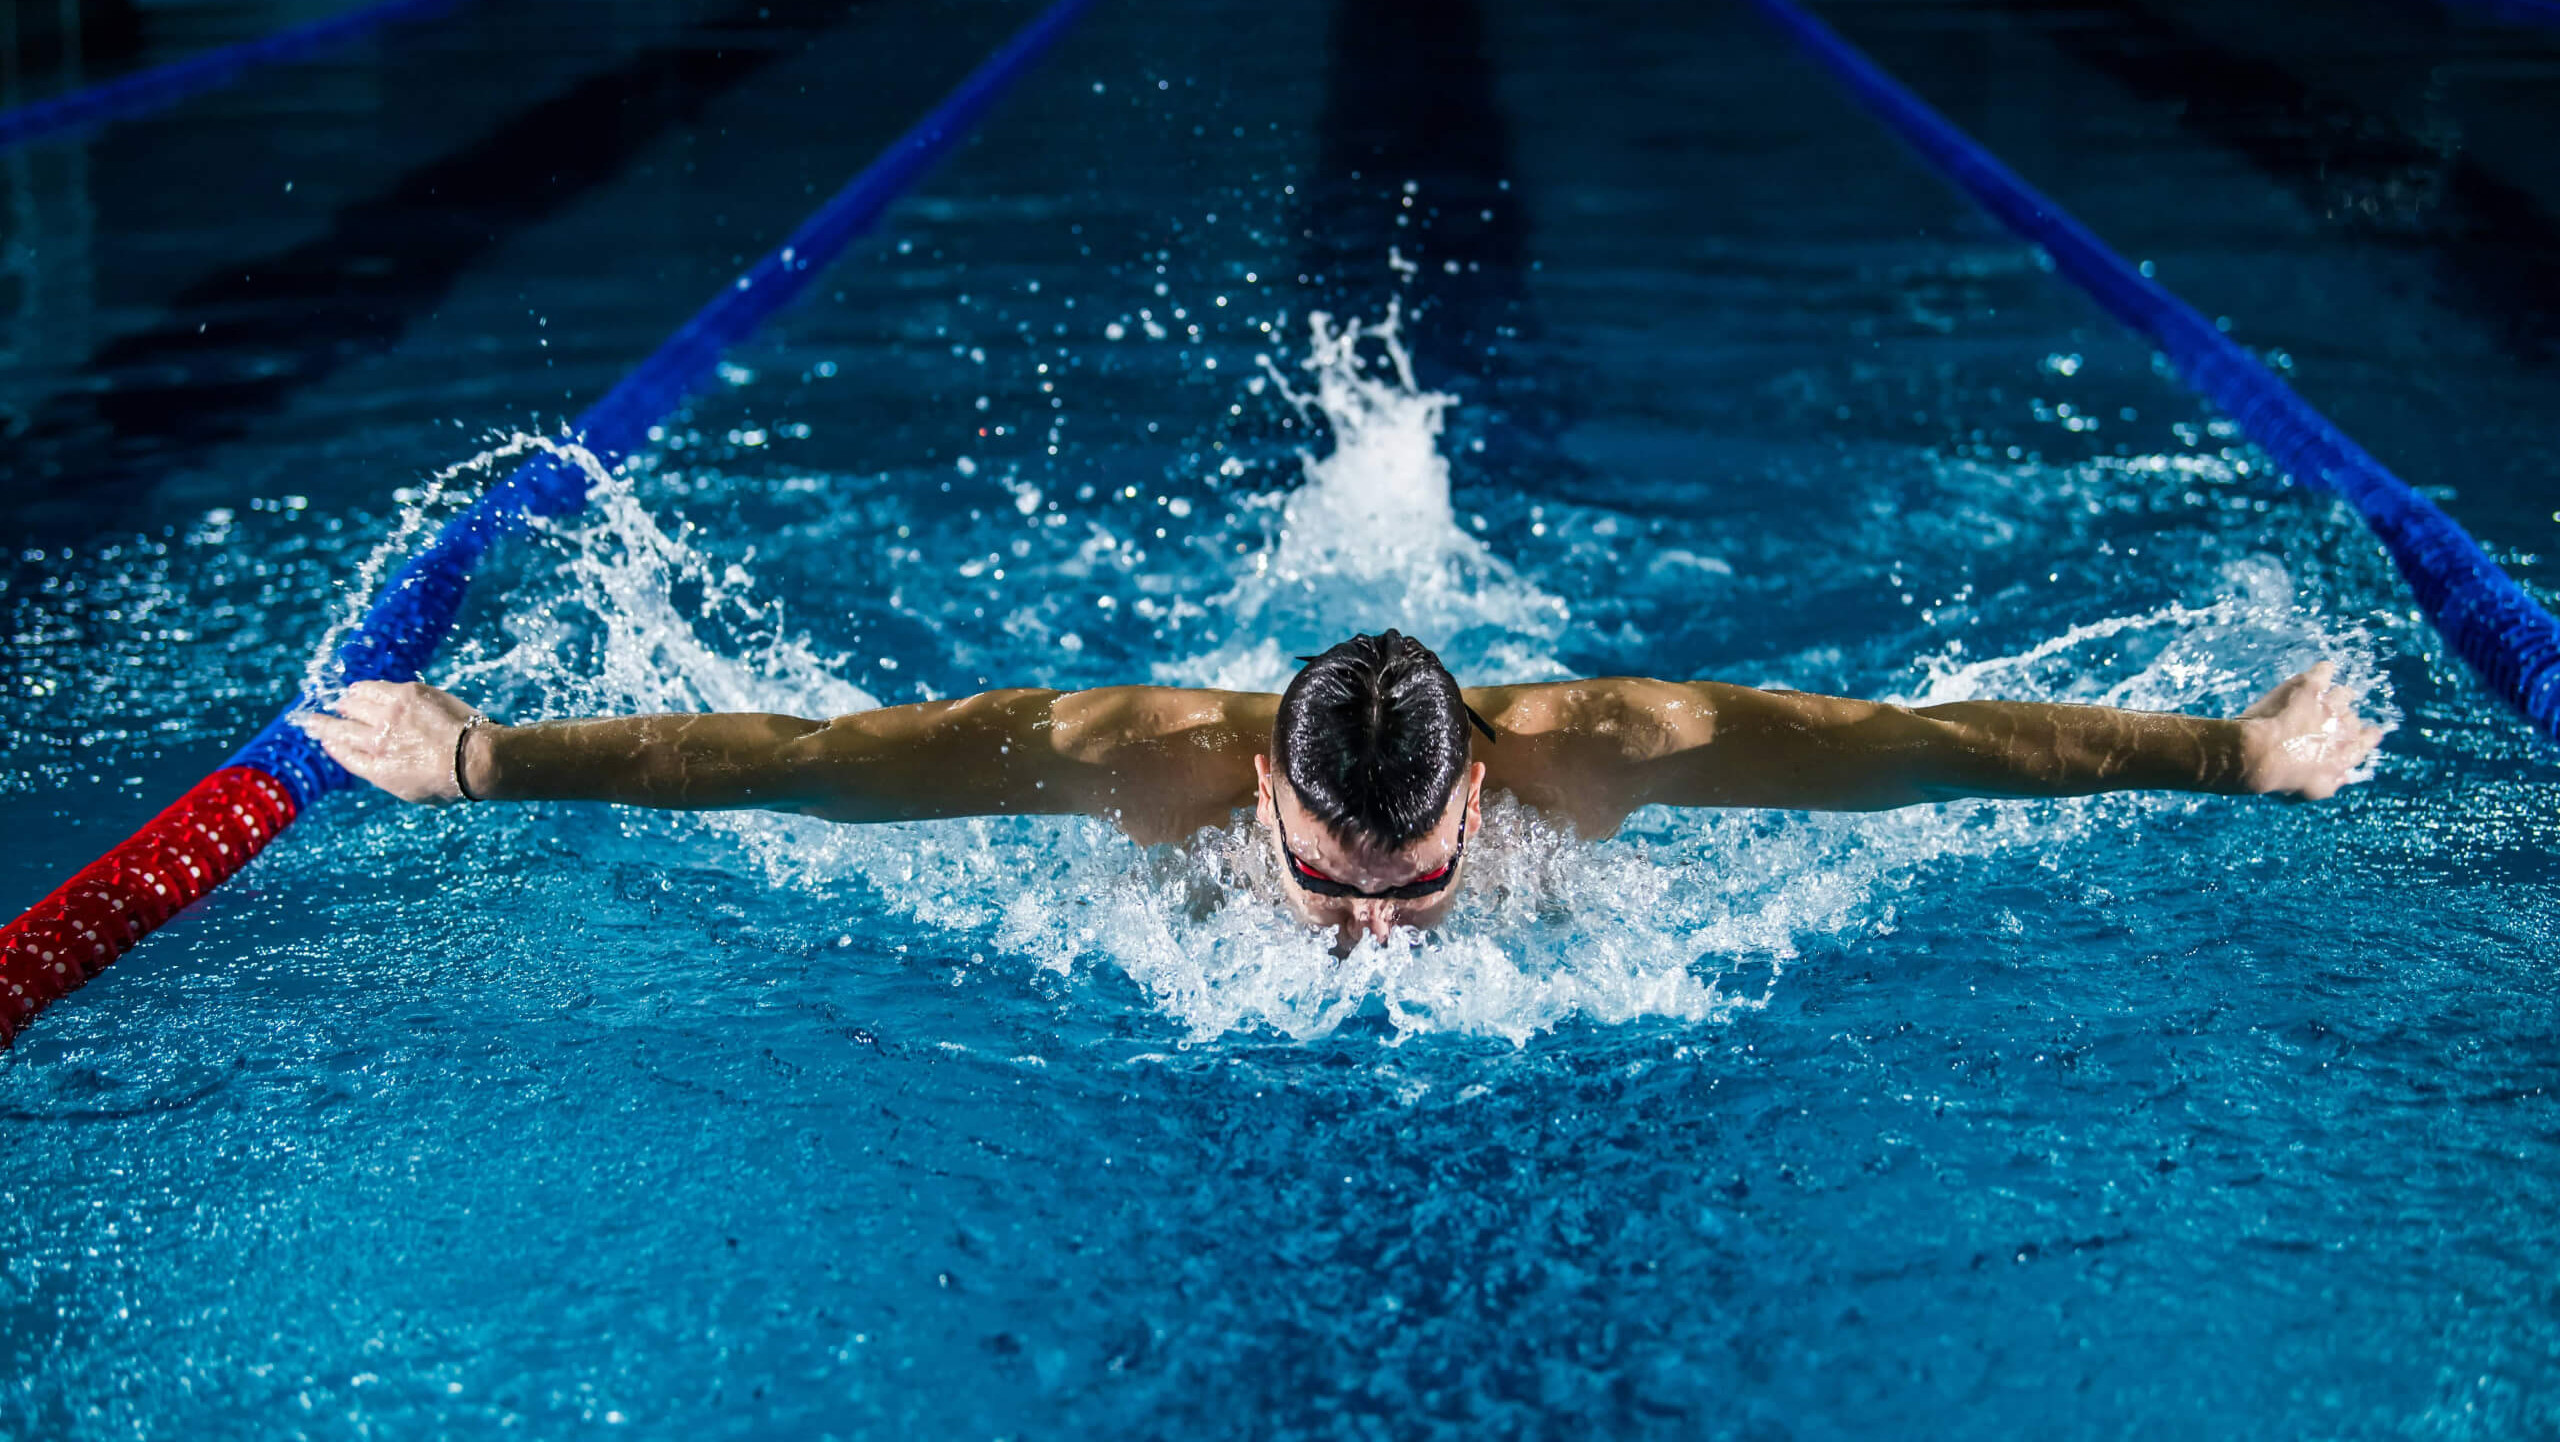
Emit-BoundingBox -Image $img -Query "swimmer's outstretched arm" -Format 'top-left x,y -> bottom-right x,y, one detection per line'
1475,663 -> 2383,829
296,680 -> 1271,840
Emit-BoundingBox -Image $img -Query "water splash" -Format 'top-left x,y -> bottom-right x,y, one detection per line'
445,439 -> 872,724
1170,300 -> 1569,692
300,431 -> 556,703
428,315 -> 2392,1044
1900,554 -> 2396,787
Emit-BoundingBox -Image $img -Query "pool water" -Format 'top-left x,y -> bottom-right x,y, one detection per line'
6,0 -> 2560,1435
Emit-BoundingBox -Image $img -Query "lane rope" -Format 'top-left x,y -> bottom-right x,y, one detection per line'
0,0 -> 1099,1045
2439,0 -> 2560,25
1745,0 -> 2560,742
0,0 -> 468,152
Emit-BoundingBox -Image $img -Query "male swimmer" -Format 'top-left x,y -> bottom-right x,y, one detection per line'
299,631 -> 2382,949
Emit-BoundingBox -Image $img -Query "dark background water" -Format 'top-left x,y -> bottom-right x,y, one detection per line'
3,0 -> 2558,1437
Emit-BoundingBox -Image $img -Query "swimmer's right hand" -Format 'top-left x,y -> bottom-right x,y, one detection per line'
294,680 -> 487,804
2237,661 -> 2385,800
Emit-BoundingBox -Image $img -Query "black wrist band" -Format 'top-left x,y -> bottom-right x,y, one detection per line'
453,714 -> 488,803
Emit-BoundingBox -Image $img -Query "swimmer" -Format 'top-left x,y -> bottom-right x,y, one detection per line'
298,631 -> 2383,949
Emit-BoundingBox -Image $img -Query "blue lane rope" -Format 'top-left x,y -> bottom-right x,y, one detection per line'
228,0 -> 1100,804
2439,0 -> 2560,25
0,0 -> 467,152
1746,0 -> 2560,743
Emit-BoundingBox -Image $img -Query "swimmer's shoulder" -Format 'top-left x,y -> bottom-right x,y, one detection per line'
1463,677 -> 1723,756
1046,685 -> 1278,759
1463,677 -> 1785,835
1458,678 -> 1692,835
1044,685 -> 1273,842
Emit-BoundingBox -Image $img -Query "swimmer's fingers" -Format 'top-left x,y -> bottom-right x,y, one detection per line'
2241,660 -> 2337,723
293,708 -> 380,769
2242,662 -> 2386,800
334,679 -> 464,729
2307,666 -> 2387,779
330,681 -> 398,729
2285,729 -> 2380,802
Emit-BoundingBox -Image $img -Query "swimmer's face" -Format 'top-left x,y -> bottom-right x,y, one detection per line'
1253,753 -> 1486,950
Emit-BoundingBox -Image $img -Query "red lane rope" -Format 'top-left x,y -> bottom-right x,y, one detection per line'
0,768 -> 298,1045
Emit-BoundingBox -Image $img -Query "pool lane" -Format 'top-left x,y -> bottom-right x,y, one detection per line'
0,0 -> 886,533
1301,0 -> 1545,431
1982,0 -> 2560,366
0,0 -> 469,154
1800,0 -> 2560,571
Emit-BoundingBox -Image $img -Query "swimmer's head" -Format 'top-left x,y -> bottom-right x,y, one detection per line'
1255,631 -> 1492,947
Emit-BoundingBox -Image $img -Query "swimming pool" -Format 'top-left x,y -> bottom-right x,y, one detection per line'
6,0 -> 2560,1434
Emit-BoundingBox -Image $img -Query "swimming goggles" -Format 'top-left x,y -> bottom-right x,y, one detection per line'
1273,810 -> 1469,901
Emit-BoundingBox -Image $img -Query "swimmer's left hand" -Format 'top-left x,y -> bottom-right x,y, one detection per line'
2237,661 -> 2384,800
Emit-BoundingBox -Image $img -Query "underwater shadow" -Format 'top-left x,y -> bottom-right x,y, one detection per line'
1297,0 -> 1572,463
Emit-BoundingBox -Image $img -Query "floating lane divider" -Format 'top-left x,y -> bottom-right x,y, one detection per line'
2440,0 -> 2560,26
0,0 -> 1099,1045
0,0 -> 470,153
1746,0 -> 2560,743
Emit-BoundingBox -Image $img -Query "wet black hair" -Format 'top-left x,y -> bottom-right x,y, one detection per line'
1272,630 -> 1496,852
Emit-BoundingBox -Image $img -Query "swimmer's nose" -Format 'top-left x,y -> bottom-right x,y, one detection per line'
1352,900 -> 1397,944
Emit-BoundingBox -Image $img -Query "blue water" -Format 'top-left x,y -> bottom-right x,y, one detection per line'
6,0 -> 2560,1435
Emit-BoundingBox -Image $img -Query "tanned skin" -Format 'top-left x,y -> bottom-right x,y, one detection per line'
301,666 -> 2382,948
